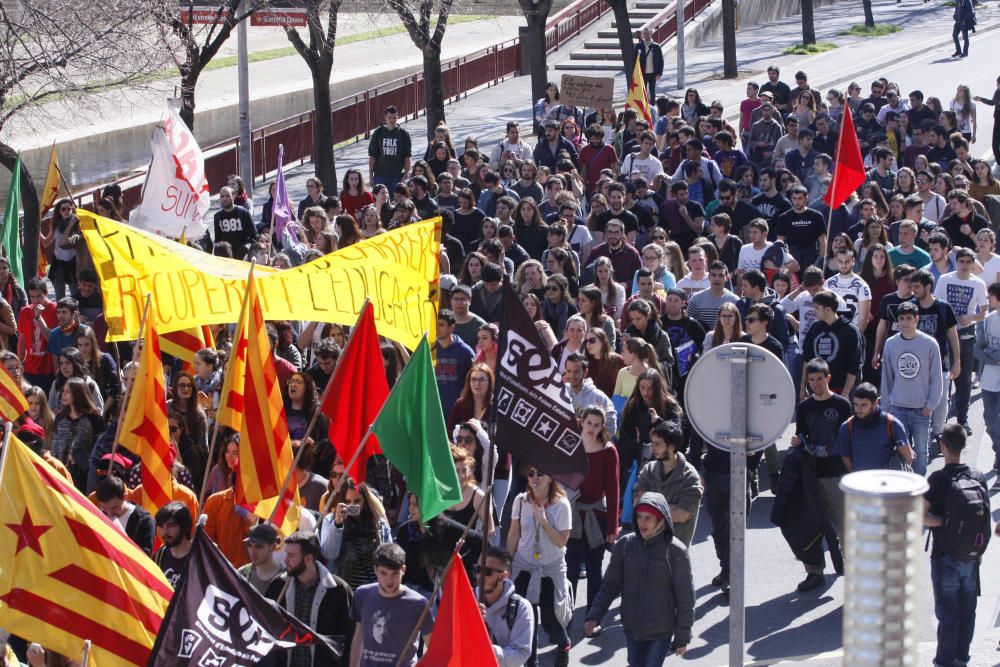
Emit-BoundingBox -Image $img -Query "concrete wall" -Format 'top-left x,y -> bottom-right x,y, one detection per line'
688,0 -> 845,48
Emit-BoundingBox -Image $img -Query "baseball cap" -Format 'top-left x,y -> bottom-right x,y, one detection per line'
244,523 -> 280,545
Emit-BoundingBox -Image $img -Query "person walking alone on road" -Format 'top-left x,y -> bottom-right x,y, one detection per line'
952,0 -> 975,58
633,28 -> 664,105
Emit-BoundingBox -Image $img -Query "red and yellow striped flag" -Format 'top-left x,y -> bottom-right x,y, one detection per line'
0,363 -> 27,422
235,270 -> 299,534
118,316 -> 172,515
216,317 -> 249,433
160,325 -> 213,374
0,434 -> 172,667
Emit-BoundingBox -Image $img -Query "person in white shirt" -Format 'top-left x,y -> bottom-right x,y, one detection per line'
934,247 -> 988,433
973,281 -> 1000,473
823,246 -> 872,331
737,219 -> 772,280
676,246 -> 711,296
490,121 -> 534,167
974,228 -> 1000,286
619,130 -> 664,186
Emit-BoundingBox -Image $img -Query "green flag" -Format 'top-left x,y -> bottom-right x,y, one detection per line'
1,154 -> 24,285
371,335 -> 462,521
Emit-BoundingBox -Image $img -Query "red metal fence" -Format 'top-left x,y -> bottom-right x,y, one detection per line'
86,0 -> 722,212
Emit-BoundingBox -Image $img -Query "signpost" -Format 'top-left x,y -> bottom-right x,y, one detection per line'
684,343 -> 796,666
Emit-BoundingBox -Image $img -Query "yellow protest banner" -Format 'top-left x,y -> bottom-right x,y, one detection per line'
79,211 -> 441,350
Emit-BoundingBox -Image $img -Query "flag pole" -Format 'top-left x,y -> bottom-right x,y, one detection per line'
80,640 -> 92,667
0,422 -> 14,481
107,293 -> 152,477
821,115 -> 846,274
394,481 -> 494,667
266,300 -> 372,525
320,427 -> 376,515
200,260 -> 257,505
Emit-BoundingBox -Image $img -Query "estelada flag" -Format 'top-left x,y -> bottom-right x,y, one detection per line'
235,269 -> 299,534
0,362 -> 28,422
0,434 -> 172,667
494,284 -> 588,489
417,553 -> 498,667
626,56 -> 653,127
320,301 -> 389,484
823,107 -> 866,210
160,325 -> 213,375
148,525 -> 341,667
119,315 -> 172,515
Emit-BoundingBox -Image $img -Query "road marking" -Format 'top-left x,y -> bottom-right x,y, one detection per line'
736,641 -> 941,666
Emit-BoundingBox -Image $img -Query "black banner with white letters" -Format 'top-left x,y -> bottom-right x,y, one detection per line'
494,284 -> 587,489
147,527 -> 340,667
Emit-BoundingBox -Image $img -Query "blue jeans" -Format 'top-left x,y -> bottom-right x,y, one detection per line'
888,406 -> 931,476
626,636 -> 673,667
981,389 -> 1000,467
931,556 -> 978,666
373,175 -> 402,192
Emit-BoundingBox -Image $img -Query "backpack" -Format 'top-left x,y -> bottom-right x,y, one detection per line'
503,592 -> 525,632
940,470 -> 991,561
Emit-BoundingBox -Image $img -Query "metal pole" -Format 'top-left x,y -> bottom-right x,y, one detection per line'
840,470 -> 928,666
727,345 -> 748,667
676,0 -> 686,90
237,18 -> 253,188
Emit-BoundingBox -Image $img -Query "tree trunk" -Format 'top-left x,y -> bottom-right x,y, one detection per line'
722,0 -> 737,77
862,0 -> 875,28
801,0 -> 816,45
179,65 -> 201,131
0,142 -> 40,280
311,65 -> 337,194
519,0 -> 552,136
423,47 -> 446,136
607,0 -> 635,74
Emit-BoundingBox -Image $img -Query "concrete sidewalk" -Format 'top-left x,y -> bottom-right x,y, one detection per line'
256,0 -> 1000,207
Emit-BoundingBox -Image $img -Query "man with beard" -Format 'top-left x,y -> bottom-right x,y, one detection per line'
268,531 -> 354,667
350,543 -> 433,667
632,421 -> 703,547
152,502 -> 193,587
476,546 -> 534,666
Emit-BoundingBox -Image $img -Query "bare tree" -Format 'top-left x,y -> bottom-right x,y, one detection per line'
285,0 -> 343,193
157,0 -> 256,130
722,0 -> 736,77
801,0 -> 816,45
518,0 -> 554,135
386,0 -> 456,136
862,0 -> 875,29
0,0 -> 172,278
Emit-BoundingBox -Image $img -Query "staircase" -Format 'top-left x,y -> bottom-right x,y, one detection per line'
554,0 -> 665,72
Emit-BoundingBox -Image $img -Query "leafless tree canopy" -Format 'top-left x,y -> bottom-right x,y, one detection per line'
0,0 -> 176,130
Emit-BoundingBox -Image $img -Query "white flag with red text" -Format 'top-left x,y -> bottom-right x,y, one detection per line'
130,104 -> 210,239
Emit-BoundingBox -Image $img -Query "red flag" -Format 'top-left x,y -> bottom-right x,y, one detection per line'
320,302 -> 388,482
823,109 -> 866,210
417,554 -> 498,667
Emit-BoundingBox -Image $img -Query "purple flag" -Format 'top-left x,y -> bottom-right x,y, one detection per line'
272,144 -> 293,239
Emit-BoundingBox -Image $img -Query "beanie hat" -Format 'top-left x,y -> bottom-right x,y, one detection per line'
634,502 -> 666,523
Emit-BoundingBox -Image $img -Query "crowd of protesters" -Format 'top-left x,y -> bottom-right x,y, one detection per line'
3,59 -> 1000,667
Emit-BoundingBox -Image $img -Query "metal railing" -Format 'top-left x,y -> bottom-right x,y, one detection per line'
641,0 -> 714,45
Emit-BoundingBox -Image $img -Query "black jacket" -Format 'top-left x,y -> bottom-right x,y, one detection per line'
587,492 -> 694,645
124,505 -> 156,556
633,40 -> 664,76
771,447 -> 826,569
266,563 -> 354,667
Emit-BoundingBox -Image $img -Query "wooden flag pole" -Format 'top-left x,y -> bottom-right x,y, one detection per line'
199,260 -> 256,505
393,482 -> 493,667
268,300 -> 372,525
107,294 -> 152,477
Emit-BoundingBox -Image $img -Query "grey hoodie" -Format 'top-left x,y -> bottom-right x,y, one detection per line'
633,453 -> 704,546
476,578 -> 534,667
586,492 -> 696,645
880,330 -> 943,411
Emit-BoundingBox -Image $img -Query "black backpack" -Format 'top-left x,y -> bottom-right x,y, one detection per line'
940,470 -> 991,561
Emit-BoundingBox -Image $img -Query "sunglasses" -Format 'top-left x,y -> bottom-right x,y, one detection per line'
455,435 -> 476,445
585,337 -> 600,344
476,565 -> 504,577
526,470 -> 546,478
546,285 -> 561,292
177,382 -> 193,389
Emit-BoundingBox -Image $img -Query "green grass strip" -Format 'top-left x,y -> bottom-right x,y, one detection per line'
837,23 -> 902,37
781,41 -> 838,55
